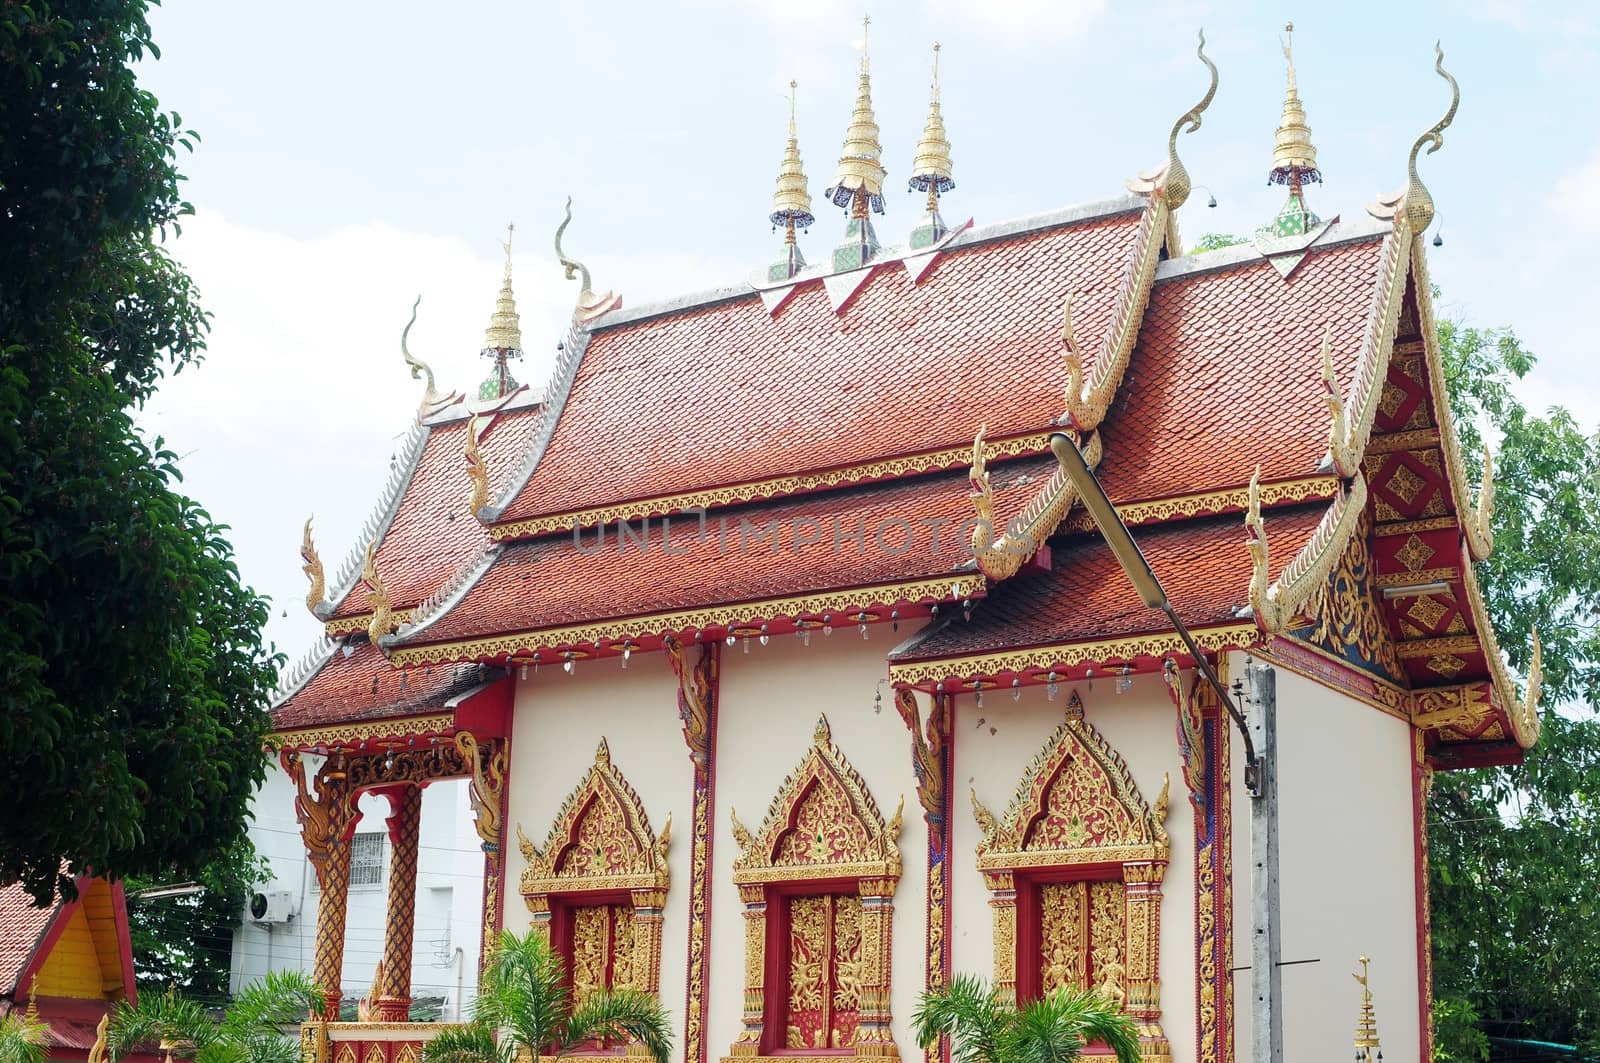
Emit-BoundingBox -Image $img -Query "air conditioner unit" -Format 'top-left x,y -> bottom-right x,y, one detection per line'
247,889 -> 297,924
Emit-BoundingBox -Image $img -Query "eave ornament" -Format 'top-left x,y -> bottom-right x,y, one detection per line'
1466,445 -> 1494,561
724,715 -> 902,1063
969,426 -> 1102,581
1126,30 -> 1218,212
302,516 -> 326,616
1245,466 -> 1370,638
401,296 -> 462,421
465,417 -> 490,517
556,198 -> 622,325
1403,44 -> 1459,236
361,539 -> 394,643
971,693 -> 1169,1060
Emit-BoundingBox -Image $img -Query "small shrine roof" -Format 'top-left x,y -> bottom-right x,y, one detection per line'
0,882 -> 55,995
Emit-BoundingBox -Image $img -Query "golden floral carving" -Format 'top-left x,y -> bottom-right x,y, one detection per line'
1061,477 -> 1337,535
273,712 -> 453,751
517,738 -> 670,896
1288,509 -> 1404,684
322,608 -> 415,639
1040,883 -> 1087,992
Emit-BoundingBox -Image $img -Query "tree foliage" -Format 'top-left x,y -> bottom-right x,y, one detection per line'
912,973 -> 1141,1063
0,1 -> 279,903
422,931 -> 672,1063
1430,317 -> 1600,1059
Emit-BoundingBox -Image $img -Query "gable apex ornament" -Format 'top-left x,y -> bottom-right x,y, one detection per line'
555,198 -> 622,325
1127,29 -> 1217,210
479,223 -> 523,401
768,80 -> 815,282
825,15 -> 887,272
400,296 -> 463,421
907,42 -> 954,249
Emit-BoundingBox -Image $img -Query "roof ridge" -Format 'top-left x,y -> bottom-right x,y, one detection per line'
1153,215 -> 1390,285
480,318 -> 593,522
318,420 -> 430,616
390,542 -> 504,646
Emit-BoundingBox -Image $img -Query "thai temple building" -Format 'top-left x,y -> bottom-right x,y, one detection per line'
272,23 -> 1542,1063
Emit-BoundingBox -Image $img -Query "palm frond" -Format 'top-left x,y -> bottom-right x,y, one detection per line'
912,973 -> 1010,1063
219,970 -> 321,1041
1009,988 -> 1140,1063
559,988 -> 673,1063
471,930 -> 571,1056
0,1010 -> 51,1063
420,1022 -> 508,1063
110,989 -> 217,1061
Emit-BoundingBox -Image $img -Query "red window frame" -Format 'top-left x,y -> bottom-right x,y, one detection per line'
762,877 -> 861,1057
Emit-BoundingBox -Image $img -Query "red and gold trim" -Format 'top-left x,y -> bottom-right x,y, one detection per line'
665,638 -> 720,1063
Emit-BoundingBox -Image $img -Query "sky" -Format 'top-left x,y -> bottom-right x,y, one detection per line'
131,0 -> 1600,661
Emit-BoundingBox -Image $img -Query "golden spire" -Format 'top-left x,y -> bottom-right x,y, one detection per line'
1270,22 -> 1320,186
1352,956 -> 1382,1060
479,223 -> 522,400
826,14 -> 887,216
771,81 -> 815,231
908,43 -> 954,212
483,224 -> 522,353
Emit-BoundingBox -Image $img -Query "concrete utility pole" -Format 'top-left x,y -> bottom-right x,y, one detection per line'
1247,662 -> 1282,1063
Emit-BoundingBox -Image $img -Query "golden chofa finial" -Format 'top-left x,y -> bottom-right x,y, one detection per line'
555,198 -> 621,324
908,41 -> 955,246
301,515 -> 325,616
826,13 -> 887,217
479,222 -> 523,401
1403,42 -> 1459,234
400,296 -> 459,420
1131,30 -> 1218,210
1270,21 -> 1320,188
768,80 -> 815,282
1352,956 -> 1382,1060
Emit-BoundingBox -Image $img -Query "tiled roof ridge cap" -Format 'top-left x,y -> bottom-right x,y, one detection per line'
389,542 -> 505,646
1153,214 -> 1391,285
271,634 -> 340,709
420,384 -> 544,427
319,420 -> 431,615
589,194 -> 1148,333
480,318 -> 593,522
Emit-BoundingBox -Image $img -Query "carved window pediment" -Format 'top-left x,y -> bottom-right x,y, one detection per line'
731,714 -> 903,883
518,738 -> 670,895
973,694 -> 1168,870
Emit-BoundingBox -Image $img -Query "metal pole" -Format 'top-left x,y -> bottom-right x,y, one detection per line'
1248,662 -> 1283,1063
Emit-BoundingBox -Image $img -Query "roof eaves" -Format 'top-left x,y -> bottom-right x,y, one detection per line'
388,543 -> 505,647
270,636 -> 340,710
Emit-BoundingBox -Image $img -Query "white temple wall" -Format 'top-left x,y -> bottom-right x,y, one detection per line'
949,670 -> 1197,1063
1227,653 -> 1420,1063
503,657 -> 692,1049
712,625 -> 929,1061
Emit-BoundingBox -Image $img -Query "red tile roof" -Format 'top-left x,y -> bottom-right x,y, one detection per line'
892,503 -> 1330,663
1095,234 -> 1388,504
327,402 -> 542,619
406,459 -> 1055,650
496,207 -> 1146,525
272,639 -> 484,731
0,882 -> 55,995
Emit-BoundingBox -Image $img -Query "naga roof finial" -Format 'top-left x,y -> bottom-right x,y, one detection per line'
768,80 -> 815,282
1158,29 -> 1218,210
401,296 -> 459,420
361,538 -> 393,643
301,515 -> 325,616
465,416 -> 490,515
1403,42 -> 1459,235
479,223 -> 523,401
555,198 -> 621,324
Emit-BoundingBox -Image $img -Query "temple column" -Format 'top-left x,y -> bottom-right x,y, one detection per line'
854,877 -> 897,1058
375,783 -> 423,1021
1122,861 -> 1170,1063
283,750 -> 361,1019
984,871 -> 1018,1007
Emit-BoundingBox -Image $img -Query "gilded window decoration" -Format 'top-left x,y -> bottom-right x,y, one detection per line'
723,714 -> 902,1063
971,693 -> 1171,1063
1288,509 -> 1405,685
516,738 -> 670,1004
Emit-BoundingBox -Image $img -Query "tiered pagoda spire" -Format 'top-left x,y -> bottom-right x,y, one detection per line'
1261,22 -> 1322,238
1352,957 -> 1382,1062
479,223 -> 523,401
824,15 -> 887,271
768,81 -> 815,282
907,42 -> 954,248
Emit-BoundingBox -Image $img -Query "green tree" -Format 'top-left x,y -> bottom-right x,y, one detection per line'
1429,318 -> 1600,1059
0,3 -> 280,902
422,931 -> 672,1063
126,838 -> 273,1004
912,974 -> 1141,1063
1191,233 -> 1248,252
109,971 -> 321,1063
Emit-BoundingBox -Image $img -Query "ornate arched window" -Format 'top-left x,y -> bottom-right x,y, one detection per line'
971,695 -> 1171,1063
517,739 -> 671,1008
724,715 -> 903,1063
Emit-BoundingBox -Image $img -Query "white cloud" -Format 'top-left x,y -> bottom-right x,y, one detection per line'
137,210 -> 735,662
